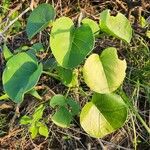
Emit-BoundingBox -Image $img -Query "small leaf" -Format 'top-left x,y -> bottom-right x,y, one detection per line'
30,43 -> 44,54
32,43 -> 44,52
20,115 -> 32,125
50,94 -> 67,108
52,106 -> 73,128
28,88 -> 42,100
56,66 -> 78,87
82,18 -> 99,35
29,123 -> 38,139
83,47 -> 126,93
2,52 -> 43,103
67,98 -> 80,116
99,9 -> 132,43
140,16 -> 148,28
26,3 -> 55,39
80,93 -> 127,138
50,17 -> 94,68
3,44 -> 13,61
33,104 -> 45,121
0,93 -> 9,100
38,123 -> 49,137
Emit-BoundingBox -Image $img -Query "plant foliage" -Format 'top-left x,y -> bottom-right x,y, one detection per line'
1,3 -> 139,139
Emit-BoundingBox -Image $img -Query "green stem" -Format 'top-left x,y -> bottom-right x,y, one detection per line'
79,87 -> 89,97
120,90 -> 150,134
42,71 -> 60,81
65,87 -> 71,98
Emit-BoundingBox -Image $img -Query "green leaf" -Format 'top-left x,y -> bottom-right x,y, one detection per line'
33,104 -> 45,121
0,93 -> 9,100
2,52 -> 43,103
80,93 -> 127,138
56,66 -> 78,87
83,47 -> 126,93
52,106 -> 73,128
82,18 -> 99,35
28,88 -> 42,100
3,44 -> 13,61
140,16 -> 147,28
50,17 -> 94,68
50,95 -> 79,127
50,94 -> 67,108
20,115 -> 32,125
67,98 -> 80,116
30,43 -> 44,54
43,58 -> 57,71
29,123 -> 38,139
26,3 -> 55,39
99,9 -> 132,43
38,123 -> 49,138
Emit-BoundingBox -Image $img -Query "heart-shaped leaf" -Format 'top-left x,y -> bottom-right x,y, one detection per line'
80,93 -> 127,138
82,18 -> 99,36
2,52 -> 43,103
26,3 -> 55,39
99,9 -> 132,43
52,106 -> 73,128
50,94 -> 80,128
50,17 -> 94,68
50,94 -> 66,108
83,47 -> 126,93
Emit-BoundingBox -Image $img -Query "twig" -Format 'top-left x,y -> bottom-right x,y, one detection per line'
8,0 -> 25,17
101,139 -> 133,150
116,0 -> 128,12
9,104 -> 21,132
0,128 -> 23,143
97,139 -> 105,150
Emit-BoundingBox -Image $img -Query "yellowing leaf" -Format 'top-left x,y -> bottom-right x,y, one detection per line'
83,47 -> 126,93
100,9 -> 132,43
80,93 -> 127,138
29,123 -> 38,139
82,18 -> 99,35
38,123 -> 49,138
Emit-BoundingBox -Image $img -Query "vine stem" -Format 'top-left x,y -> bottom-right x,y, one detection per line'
65,87 -> 71,98
42,71 -> 60,80
120,90 -> 150,134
